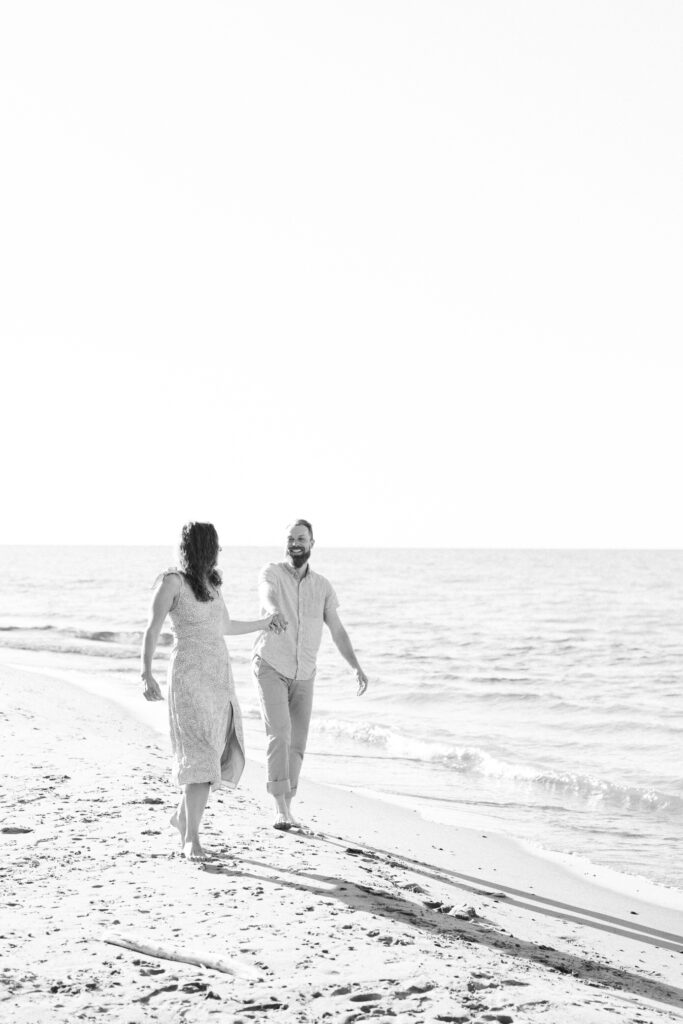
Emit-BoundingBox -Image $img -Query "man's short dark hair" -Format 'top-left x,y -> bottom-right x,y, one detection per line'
290,518 -> 314,540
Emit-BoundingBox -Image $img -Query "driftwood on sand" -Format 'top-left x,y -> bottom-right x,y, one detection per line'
102,932 -> 261,979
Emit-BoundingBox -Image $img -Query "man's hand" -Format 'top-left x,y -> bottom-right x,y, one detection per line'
142,673 -> 164,702
355,667 -> 369,696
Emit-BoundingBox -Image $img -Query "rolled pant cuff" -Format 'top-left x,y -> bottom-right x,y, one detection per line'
267,780 -> 291,796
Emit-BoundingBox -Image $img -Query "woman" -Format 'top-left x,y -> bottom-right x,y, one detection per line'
141,522 -> 275,860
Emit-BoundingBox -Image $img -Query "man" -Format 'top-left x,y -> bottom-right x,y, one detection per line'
252,519 -> 368,829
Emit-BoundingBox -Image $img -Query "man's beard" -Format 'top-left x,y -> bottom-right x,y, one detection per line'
288,548 -> 310,569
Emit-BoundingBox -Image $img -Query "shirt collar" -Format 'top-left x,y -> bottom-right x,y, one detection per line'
283,560 -> 311,580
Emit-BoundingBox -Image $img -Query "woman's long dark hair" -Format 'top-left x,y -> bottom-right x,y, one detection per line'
178,522 -> 222,602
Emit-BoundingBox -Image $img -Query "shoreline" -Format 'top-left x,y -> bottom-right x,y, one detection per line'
3,647 -> 683,912
2,647 -> 682,910
2,660 -> 683,1022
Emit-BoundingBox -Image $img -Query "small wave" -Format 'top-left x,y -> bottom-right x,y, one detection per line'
316,718 -> 683,814
0,637 -> 142,659
0,625 -> 57,632
0,626 -> 174,659
70,628 -> 174,647
0,625 -> 173,648
472,690 -> 542,702
529,771 -> 683,813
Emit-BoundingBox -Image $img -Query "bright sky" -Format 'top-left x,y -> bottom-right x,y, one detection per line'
1,1 -> 681,547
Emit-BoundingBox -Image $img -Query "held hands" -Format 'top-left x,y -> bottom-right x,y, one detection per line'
142,673 -> 164,702
266,612 -> 288,634
355,667 -> 369,697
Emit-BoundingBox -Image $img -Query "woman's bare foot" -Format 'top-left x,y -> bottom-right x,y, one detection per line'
170,803 -> 186,847
168,811 -> 183,843
183,838 -> 208,860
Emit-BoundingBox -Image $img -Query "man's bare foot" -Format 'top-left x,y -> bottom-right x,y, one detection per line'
183,838 -> 208,860
285,807 -> 302,828
272,794 -> 292,830
284,797 -> 303,828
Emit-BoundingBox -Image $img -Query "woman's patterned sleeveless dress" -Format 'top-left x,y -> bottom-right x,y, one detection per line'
163,570 -> 245,791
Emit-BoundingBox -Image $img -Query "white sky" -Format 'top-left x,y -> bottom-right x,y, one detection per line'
1,1 -> 681,547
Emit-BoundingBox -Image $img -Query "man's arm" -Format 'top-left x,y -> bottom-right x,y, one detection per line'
324,607 -> 368,696
258,570 -> 288,632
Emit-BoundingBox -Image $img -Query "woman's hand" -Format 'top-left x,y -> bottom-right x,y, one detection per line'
142,673 -> 164,702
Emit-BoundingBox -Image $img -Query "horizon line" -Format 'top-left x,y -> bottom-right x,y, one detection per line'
0,543 -> 682,553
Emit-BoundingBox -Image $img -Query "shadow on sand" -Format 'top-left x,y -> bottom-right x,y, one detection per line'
202,827 -> 683,1013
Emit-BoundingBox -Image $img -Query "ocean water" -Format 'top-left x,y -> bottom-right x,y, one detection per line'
0,545 -> 681,891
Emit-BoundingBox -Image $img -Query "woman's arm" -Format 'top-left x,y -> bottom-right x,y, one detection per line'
224,615 -> 275,636
140,575 -> 180,700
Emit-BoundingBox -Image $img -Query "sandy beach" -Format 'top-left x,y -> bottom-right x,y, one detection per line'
1,662 -> 682,1024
